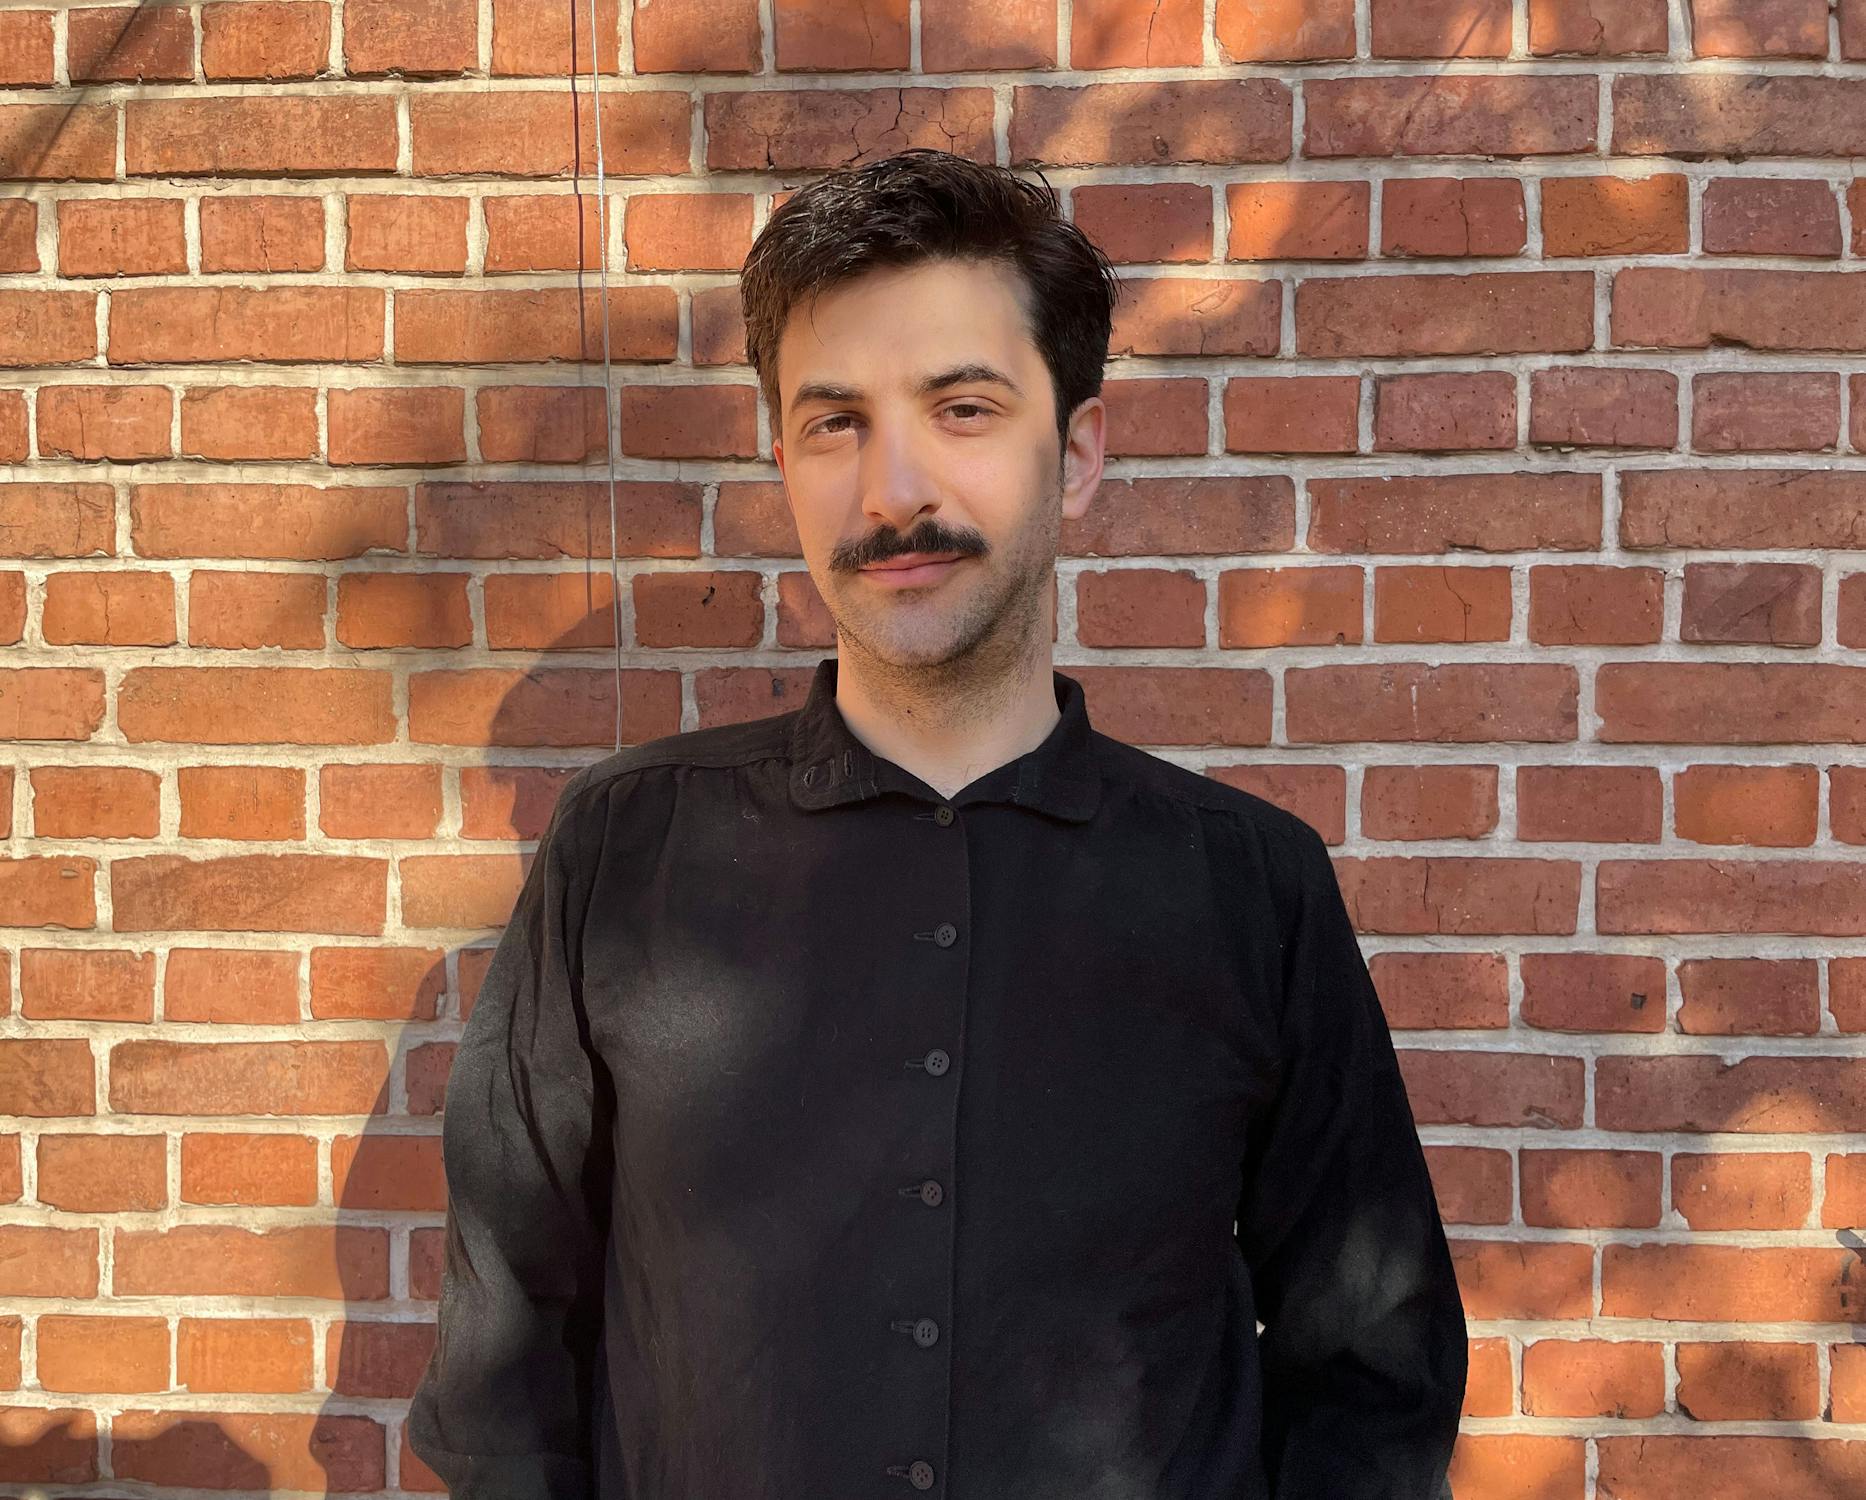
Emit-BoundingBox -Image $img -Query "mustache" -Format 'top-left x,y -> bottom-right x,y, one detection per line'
834,526 -> 988,571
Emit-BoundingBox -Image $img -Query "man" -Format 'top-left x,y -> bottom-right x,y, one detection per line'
408,147 -> 1467,1499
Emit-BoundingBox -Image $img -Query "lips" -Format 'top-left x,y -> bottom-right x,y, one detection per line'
863,552 -> 964,572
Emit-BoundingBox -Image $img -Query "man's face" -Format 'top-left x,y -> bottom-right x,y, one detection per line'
770,257 -> 1105,673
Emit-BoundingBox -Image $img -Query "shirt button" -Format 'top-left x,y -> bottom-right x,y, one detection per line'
933,922 -> 957,947
913,1317 -> 939,1347
923,1048 -> 950,1076
909,1460 -> 935,1489
919,1179 -> 944,1206
933,805 -> 954,826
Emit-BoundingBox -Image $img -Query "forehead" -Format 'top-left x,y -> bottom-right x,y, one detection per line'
774,258 -> 1040,400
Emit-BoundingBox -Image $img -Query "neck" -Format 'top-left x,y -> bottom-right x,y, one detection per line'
830,627 -> 1061,802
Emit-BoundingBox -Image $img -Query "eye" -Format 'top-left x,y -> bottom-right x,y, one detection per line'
806,413 -> 854,438
944,402 -> 992,421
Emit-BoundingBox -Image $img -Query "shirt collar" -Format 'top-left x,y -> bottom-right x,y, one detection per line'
786,655 -> 1101,823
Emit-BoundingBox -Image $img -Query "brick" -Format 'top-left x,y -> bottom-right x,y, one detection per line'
199,195 -> 326,273
1614,75 -> 1866,158
1296,272 -> 1594,357
1226,180 -> 1367,260
1834,765 -> 1866,842
328,387 -> 466,467
1222,376 -> 1358,454
708,88 -> 995,172
1102,378 -> 1208,456
491,0 -> 621,74
1693,371 -> 1839,454
1529,0 -> 1667,54
113,1223 -> 386,1299
1217,566 -> 1362,647
1453,1242 -> 1595,1323
320,764 -> 444,840
483,194 -> 605,272
182,1132 -> 318,1206
110,848 -> 389,934
69,6 -> 194,82
1371,0 -> 1510,57
1622,467 -> 1866,550
1070,0 -> 1201,67
332,1133 -> 444,1211
30,766 -> 161,840
343,0 -> 477,75
1305,76 -> 1596,157
624,193 -> 757,272
1604,1244 -> 1866,1322
1521,951 -> 1666,1033
1360,765 -> 1497,840
43,572 -> 176,648
1076,569 -> 1206,648
1529,366 -> 1677,449
1112,276 -> 1282,358
1674,765 -> 1819,851
37,386 -> 172,463
1066,476 -> 1294,557
410,91 -> 692,177
346,194 -> 467,274
110,288 -> 383,364
633,0 -> 762,72
414,480 -> 700,559
1702,178 -> 1842,257
19,949 -> 152,1026
0,289 -> 95,372
0,1039 -> 98,1116
1680,561 -> 1822,645
1527,564 -> 1664,645
0,389 -> 26,461
1308,472 -> 1602,553
1070,183 -> 1211,265
1522,1340 -> 1665,1418
1674,1151 -> 1813,1229
1381,177 -> 1525,257
1373,372 -> 1515,452
128,96 -> 397,177
632,570 -> 765,647
335,572 -> 473,648
328,1319 -> 436,1398
774,0 -> 909,70
165,949 -> 300,1026
36,1132 -> 165,1209
1400,1052 -> 1586,1129
0,854 -> 96,925
1599,662 -> 1866,743
1597,860 -> 1866,936
476,386 -> 609,462
614,385 -> 754,461
115,1408 -> 383,1491
1287,664 -> 1579,743
118,667 -> 394,746
1372,565 -> 1512,642
177,767 -> 307,842
1213,0 -> 1353,61
134,483 -> 404,561
1691,0 -> 1829,57
180,387 -> 319,462
310,946 -> 445,1020
1542,173 -> 1688,256
1521,1148 -> 1661,1227
1616,267 -> 1866,351
405,666 -> 682,748
0,670 -> 105,741
482,572 -> 616,651
1010,81 -> 1290,167
1069,666 -> 1271,747
0,11 -> 54,85
921,0 -> 1053,71
1678,954 -> 1820,1036
178,1317 -> 317,1394
1367,952 -> 1507,1028
37,1315 -> 169,1392
456,764 -> 581,842
57,199 -> 187,277
0,104 -> 118,182
202,2 -> 332,80
1341,856 -> 1581,936
0,198 -> 36,273
1517,765 -> 1663,843
190,566 -> 323,651
1677,1341 -> 1820,1423
394,287 -> 676,363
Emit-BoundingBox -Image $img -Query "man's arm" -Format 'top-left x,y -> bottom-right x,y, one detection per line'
408,771 -> 613,1500
1234,822 -> 1467,1499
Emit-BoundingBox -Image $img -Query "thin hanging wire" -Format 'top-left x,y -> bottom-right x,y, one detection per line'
585,0 -> 624,752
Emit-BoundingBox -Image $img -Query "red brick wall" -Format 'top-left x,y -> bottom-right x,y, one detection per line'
4,1 -> 1866,1495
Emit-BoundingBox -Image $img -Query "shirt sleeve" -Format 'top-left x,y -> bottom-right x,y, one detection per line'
1234,822 -> 1468,1500
407,770 -> 613,1500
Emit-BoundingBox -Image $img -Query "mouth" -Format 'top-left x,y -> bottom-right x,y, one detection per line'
859,552 -> 969,588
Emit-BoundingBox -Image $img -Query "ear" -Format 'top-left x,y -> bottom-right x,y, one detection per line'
1059,396 -> 1106,523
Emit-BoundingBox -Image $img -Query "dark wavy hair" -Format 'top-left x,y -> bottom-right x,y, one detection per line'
739,148 -> 1120,457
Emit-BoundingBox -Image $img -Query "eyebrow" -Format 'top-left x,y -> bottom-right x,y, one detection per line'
790,362 -> 1026,413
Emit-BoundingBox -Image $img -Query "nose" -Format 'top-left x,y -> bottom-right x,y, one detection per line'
856,411 -> 942,535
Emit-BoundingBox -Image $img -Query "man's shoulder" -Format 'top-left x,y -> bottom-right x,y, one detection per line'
557,705 -> 800,809
1093,730 -> 1326,859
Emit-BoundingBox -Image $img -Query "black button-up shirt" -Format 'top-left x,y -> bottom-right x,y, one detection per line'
408,655 -> 1467,1500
